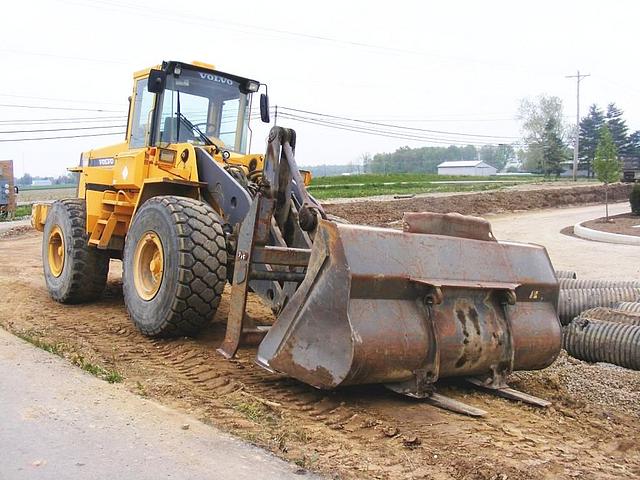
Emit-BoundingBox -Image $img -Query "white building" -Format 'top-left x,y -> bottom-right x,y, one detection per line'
32,179 -> 52,186
437,160 -> 497,176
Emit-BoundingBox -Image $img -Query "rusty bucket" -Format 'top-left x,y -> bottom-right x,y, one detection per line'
256,213 -> 561,409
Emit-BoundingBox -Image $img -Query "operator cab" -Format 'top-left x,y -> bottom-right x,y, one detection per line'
128,61 -> 269,154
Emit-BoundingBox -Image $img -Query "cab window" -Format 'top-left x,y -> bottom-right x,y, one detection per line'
129,78 -> 154,148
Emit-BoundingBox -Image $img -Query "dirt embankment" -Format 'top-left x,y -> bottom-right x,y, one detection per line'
325,183 -> 633,226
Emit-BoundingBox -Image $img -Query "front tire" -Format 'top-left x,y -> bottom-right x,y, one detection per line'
43,199 -> 110,303
122,196 -> 227,337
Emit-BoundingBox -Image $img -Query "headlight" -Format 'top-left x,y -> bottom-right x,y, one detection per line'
246,80 -> 260,93
3,183 -> 8,189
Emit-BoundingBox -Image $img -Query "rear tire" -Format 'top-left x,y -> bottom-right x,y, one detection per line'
122,196 -> 227,337
43,199 -> 110,303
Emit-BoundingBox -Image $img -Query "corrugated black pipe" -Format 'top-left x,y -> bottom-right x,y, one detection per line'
615,302 -> 640,313
558,288 -> 640,325
563,318 -> 640,370
555,270 -> 577,279
560,278 -> 640,289
578,307 -> 640,326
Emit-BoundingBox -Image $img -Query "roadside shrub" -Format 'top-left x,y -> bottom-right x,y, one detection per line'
631,183 -> 640,215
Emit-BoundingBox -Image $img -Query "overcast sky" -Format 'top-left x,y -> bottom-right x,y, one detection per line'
2,0 -> 639,177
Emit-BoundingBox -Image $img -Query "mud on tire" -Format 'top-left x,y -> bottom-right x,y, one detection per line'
43,199 -> 110,303
123,196 -> 227,337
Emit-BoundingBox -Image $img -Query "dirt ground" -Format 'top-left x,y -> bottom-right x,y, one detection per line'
583,213 -> 640,237
1,184 -> 639,480
325,183 -> 632,227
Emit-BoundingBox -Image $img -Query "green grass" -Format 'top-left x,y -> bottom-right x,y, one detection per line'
72,353 -> 123,383
15,330 -> 65,356
15,204 -> 31,217
19,183 -> 75,191
233,399 -> 280,425
14,329 -> 123,383
0,203 -> 32,222
306,172 -> 547,199
310,172 -> 539,186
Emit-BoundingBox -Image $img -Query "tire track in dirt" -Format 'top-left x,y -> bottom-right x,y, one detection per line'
2,232 -> 640,479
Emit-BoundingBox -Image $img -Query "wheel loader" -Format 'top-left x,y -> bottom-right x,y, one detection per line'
32,60 -> 562,416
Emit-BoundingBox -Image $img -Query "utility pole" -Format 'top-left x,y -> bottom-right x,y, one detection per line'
565,70 -> 590,181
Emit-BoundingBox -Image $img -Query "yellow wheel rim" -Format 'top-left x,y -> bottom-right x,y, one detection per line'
47,225 -> 65,277
133,231 -> 164,301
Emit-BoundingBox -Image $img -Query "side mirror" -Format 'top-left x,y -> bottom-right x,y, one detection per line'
14,186 -> 19,194
260,94 -> 270,123
148,69 -> 166,94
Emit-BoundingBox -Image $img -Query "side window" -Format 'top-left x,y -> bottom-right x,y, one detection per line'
129,78 -> 153,148
219,98 -> 239,148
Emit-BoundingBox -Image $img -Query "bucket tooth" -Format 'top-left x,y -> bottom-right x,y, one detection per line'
385,381 -> 487,417
426,392 -> 488,417
465,377 -> 551,407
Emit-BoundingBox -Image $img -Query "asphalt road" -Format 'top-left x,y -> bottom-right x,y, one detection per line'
488,201 -> 637,280
0,218 -> 30,234
0,328 -> 318,480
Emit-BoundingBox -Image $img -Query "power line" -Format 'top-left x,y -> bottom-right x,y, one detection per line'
63,0 -> 559,76
0,48 -> 131,66
0,116 -> 127,125
278,106 -> 519,140
277,112 -> 505,146
0,104 -> 125,113
0,132 -> 125,142
0,124 -> 126,134
0,93 -> 122,106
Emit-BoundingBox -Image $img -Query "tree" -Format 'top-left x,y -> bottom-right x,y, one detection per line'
370,145 -> 480,174
605,103 -> 630,155
53,173 -> 75,185
359,152 -> 372,174
578,104 -> 605,177
518,95 -> 567,172
17,173 -> 32,186
460,145 -> 478,161
479,144 -> 514,171
541,118 -> 567,177
627,130 -> 640,156
593,126 -> 621,221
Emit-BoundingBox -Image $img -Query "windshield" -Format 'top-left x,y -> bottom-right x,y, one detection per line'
156,67 -> 250,153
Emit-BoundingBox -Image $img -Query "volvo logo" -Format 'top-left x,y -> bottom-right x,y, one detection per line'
199,73 -> 234,85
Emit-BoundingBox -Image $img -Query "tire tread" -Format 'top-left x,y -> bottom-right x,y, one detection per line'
129,196 -> 227,337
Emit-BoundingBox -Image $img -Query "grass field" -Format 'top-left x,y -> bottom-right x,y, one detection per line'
307,173 -> 545,200
18,187 -> 76,204
19,183 -> 76,191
